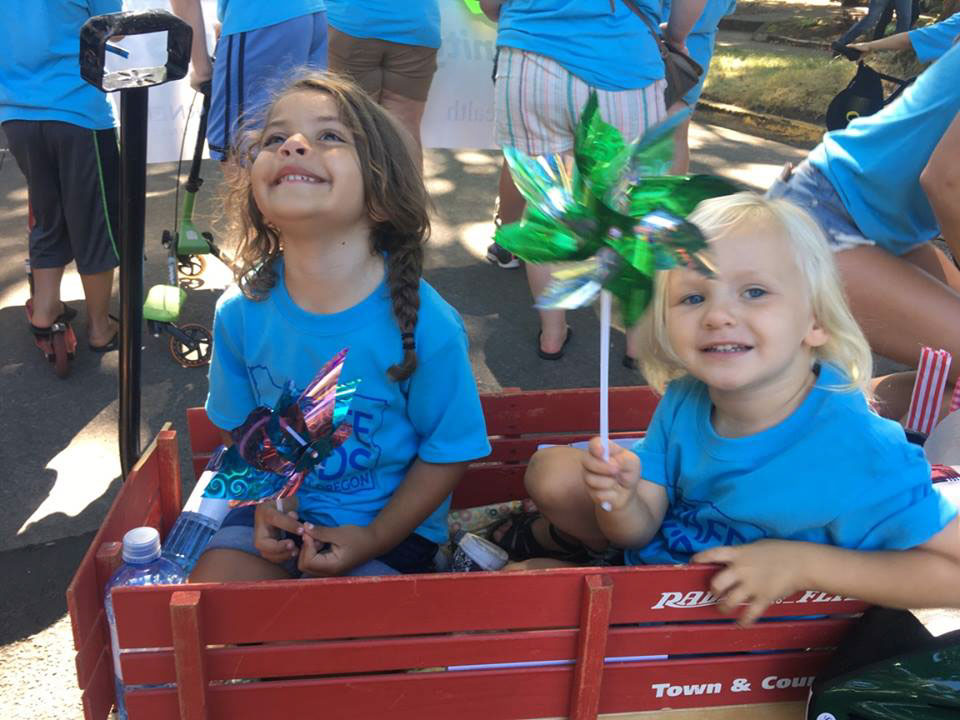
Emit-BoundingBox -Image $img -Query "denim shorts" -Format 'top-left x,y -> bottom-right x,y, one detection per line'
203,505 -> 439,577
764,160 -> 873,253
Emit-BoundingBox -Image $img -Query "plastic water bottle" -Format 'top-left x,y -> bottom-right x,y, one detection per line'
450,530 -> 509,572
105,526 -> 185,720
161,446 -> 231,574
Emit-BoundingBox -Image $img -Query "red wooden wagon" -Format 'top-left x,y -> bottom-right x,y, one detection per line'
67,387 -> 866,720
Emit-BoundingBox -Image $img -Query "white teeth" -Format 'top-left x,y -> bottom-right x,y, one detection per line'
706,344 -> 748,352
278,174 -> 320,184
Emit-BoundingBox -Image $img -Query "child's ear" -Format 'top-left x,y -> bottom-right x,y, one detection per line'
804,317 -> 829,348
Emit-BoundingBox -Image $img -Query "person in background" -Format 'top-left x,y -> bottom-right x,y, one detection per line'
834,0 -> 914,50
661,0 -> 737,175
324,0 -> 441,167
479,0 -> 706,362
767,45 -> 960,424
847,10 -> 960,62
0,0 -> 122,354
170,0 -> 328,163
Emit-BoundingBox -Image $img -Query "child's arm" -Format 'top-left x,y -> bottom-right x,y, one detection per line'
693,516 -> 960,626
581,438 -> 669,549
298,460 -> 468,576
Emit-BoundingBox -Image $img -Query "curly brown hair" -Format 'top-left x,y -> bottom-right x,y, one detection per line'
222,70 -> 430,381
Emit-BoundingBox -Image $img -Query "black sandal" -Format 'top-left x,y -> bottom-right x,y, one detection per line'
487,511 -> 592,563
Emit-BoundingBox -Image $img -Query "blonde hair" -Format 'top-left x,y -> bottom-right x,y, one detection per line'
221,70 -> 430,381
635,192 -> 873,397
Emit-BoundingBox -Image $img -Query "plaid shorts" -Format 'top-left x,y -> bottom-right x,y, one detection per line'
494,46 -> 667,156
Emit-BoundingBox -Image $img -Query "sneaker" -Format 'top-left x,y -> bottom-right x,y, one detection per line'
486,242 -> 521,269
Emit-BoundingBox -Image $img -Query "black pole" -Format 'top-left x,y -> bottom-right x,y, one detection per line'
118,86 -> 149,478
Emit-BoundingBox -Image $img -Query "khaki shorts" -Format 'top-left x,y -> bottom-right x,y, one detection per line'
328,28 -> 438,102
494,47 -> 667,156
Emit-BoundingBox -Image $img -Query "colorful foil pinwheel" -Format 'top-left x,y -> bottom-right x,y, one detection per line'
495,92 -> 741,326
203,348 -> 359,506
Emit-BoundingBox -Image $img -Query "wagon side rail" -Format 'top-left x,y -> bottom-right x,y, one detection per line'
65,425 -> 182,720
109,566 -> 866,719
186,386 -> 661,508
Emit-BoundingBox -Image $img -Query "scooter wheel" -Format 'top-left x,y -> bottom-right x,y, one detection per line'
177,254 -> 206,277
169,323 -> 212,368
51,331 -> 70,378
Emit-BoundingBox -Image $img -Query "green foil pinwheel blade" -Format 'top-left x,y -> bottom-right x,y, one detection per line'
498,89 -> 742,328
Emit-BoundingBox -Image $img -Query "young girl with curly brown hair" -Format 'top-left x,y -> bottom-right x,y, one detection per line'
191,71 -> 490,582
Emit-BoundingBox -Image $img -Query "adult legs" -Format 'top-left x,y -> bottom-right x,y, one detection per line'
380,89 -> 428,167
835,243 -> 960,414
837,0 -> 893,45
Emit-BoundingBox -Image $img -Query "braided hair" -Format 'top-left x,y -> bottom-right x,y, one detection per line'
224,70 -> 431,382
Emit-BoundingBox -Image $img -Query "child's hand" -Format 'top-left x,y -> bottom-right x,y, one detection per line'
252,501 -> 302,565
581,437 -> 642,512
692,540 -> 804,626
297,523 -> 381,577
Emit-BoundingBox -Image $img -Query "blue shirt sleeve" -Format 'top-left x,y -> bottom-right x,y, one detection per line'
826,440 -> 957,550
404,320 -> 491,464
205,290 -> 256,431
909,14 -> 960,64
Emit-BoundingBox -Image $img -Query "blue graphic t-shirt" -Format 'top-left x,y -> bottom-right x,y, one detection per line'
0,0 -> 121,128
808,43 -> 960,255
626,363 -> 956,565
217,0 -> 326,37
206,261 -> 491,544
326,0 -> 441,49
497,0 -> 664,91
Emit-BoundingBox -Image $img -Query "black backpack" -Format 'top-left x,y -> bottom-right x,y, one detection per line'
825,61 -> 914,132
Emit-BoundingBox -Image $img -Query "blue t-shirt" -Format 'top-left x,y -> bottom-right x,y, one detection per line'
661,0 -> 737,104
497,0 -> 665,91
808,43 -> 960,255
626,363 -> 956,566
326,1 -> 441,49
217,0 -> 326,37
0,0 -> 120,129
206,262 -> 491,544
909,13 -> 960,63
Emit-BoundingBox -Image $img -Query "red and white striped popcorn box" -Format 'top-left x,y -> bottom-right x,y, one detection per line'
950,377 -> 960,415
905,347 -> 952,435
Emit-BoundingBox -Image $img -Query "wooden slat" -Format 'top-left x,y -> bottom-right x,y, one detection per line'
80,645 -> 117,720
570,575 -> 613,720
156,429 -> 182,538
480,387 -> 659,436
66,434 -> 166,655
452,465 -> 527,508
113,565 -> 865,649
483,431 -> 647,464
123,651 -> 827,720
171,591 -> 209,720
597,652 -> 829,714
120,614 -> 856,686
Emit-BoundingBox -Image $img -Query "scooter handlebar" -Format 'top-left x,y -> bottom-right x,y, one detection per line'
80,10 -> 192,92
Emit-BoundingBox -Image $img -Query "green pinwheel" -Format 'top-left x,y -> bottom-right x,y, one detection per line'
495,92 -> 741,326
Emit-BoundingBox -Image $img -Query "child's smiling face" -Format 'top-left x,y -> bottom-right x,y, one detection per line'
251,90 -> 366,231
664,219 -> 828,400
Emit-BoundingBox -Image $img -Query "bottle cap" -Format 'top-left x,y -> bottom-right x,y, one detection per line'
122,526 -> 162,563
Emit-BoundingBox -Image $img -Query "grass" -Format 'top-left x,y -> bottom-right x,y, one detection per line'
702,47 -> 925,124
